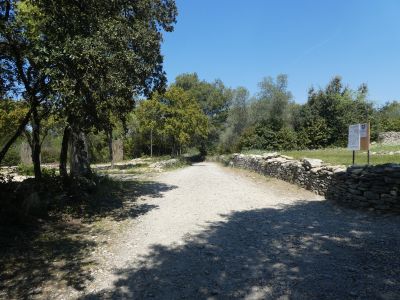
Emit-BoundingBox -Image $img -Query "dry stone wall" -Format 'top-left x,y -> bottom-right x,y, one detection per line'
378,132 -> 400,145
218,153 -> 400,212
328,164 -> 400,211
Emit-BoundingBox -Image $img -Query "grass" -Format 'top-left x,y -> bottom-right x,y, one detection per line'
242,144 -> 400,166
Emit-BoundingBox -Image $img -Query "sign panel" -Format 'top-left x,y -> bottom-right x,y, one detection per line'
360,123 -> 370,150
360,123 -> 368,138
348,124 -> 361,150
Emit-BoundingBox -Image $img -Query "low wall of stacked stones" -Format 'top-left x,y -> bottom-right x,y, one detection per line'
378,132 -> 400,145
218,153 -> 400,212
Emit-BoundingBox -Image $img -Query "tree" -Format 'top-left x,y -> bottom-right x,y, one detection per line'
298,76 -> 374,147
0,99 -> 29,146
219,87 -> 249,152
248,74 -> 292,131
132,87 -> 209,156
0,0 -> 177,179
374,101 -> 400,135
136,98 -> 164,157
0,0 -> 53,179
174,73 -> 232,153
161,87 -> 209,155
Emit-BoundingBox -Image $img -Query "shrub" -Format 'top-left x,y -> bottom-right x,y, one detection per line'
237,123 -> 298,151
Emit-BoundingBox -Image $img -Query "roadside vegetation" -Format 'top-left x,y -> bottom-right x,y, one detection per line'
0,1 -> 399,298
243,144 -> 400,166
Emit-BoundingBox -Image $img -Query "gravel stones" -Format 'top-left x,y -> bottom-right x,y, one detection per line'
221,154 -> 400,213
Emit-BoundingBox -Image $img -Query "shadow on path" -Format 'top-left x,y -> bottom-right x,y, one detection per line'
79,180 -> 178,222
83,200 -> 400,299
0,178 -> 177,299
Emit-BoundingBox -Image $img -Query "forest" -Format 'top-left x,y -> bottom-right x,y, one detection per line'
1,2 -> 400,298
2,72 -> 400,168
1,0 -> 400,182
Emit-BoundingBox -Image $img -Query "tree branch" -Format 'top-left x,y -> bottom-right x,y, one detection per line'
0,107 -> 32,163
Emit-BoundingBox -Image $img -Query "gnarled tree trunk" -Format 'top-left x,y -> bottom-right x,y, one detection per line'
59,125 -> 71,178
31,107 -> 42,181
107,128 -> 114,168
70,128 -> 91,178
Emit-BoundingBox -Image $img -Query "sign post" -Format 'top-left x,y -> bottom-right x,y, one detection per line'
348,123 -> 370,165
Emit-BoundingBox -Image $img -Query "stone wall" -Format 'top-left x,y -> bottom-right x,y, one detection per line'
327,164 -> 400,211
378,132 -> 400,145
218,153 -> 400,212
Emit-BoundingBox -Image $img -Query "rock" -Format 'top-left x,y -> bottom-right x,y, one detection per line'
22,192 -> 47,217
150,158 -> 180,170
280,155 -> 294,160
262,152 -> 279,159
364,191 -> 380,200
302,158 -> 323,170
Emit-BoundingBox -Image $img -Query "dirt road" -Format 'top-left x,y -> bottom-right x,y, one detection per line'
81,162 -> 400,299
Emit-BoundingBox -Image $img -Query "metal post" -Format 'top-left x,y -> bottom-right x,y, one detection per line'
352,150 -> 355,165
367,150 -> 370,165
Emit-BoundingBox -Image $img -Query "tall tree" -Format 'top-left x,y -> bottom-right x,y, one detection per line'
283,76 -> 375,149
163,87 -> 209,155
2,0 -> 177,178
219,87 -> 249,152
174,73 -> 232,153
0,0 -> 53,179
136,98 -> 164,157
248,74 -> 292,131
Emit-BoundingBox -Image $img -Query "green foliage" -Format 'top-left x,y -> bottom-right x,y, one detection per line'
17,164 -> 35,176
374,101 -> 400,134
248,74 -> 292,131
0,0 -> 177,178
0,100 -> 29,145
295,77 -> 373,147
219,87 -> 249,153
238,123 -> 298,151
1,144 -> 21,166
221,76 -> 384,154
174,73 -> 232,152
132,86 -> 209,156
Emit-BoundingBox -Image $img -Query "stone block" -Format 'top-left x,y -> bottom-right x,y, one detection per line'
364,191 -> 380,200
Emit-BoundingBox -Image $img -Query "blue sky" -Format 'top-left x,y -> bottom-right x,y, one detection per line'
162,0 -> 400,105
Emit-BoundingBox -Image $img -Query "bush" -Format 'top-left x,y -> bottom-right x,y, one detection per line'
237,123 -> 299,151
17,164 -> 35,176
41,147 -> 60,163
1,146 -> 20,166
276,127 -> 298,150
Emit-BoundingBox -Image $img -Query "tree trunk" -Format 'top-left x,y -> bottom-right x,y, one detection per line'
150,128 -> 153,157
0,108 -> 32,164
70,127 -> 91,177
31,107 -> 42,181
107,128 -> 114,168
59,125 -> 71,178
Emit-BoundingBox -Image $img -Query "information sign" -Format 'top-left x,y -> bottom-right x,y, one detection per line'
348,124 -> 361,150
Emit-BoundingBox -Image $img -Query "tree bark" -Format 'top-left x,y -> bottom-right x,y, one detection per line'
31,107 -> 42,180
107,128 -> 114,168
70,127 -> 91,177
0,108 -> 32,164
59,125 -> 71,178
150,128 -> 153,157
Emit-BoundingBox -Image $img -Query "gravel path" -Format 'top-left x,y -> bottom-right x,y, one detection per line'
82,162 -> 400,300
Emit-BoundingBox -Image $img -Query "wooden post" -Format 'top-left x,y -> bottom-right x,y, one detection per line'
360,122 -> 370,165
